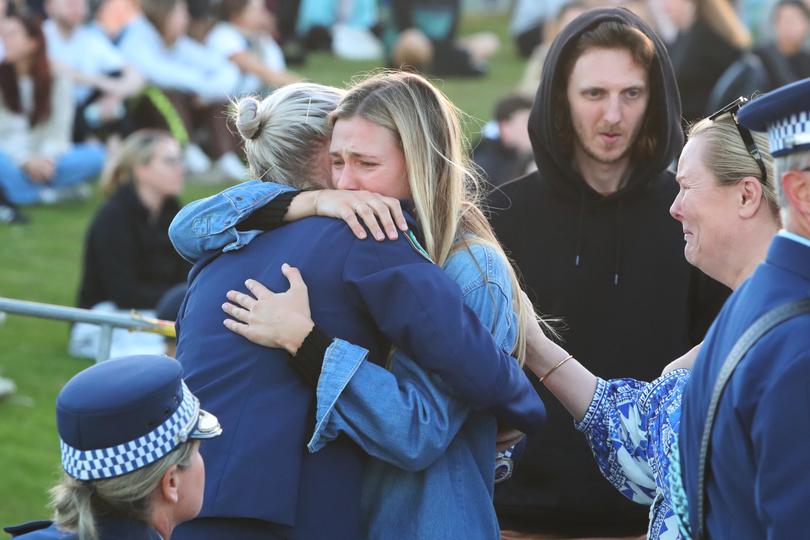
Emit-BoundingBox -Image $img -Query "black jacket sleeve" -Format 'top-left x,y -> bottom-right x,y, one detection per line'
237,190 -> 299,232
290,325 -> 332,388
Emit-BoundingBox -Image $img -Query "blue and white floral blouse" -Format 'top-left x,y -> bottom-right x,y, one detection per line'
575,369 -> 692,540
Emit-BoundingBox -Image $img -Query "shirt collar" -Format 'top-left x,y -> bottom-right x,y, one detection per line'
777,229 -> 810,250
96,515 -> 164,540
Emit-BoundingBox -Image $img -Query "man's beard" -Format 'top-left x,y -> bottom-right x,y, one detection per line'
573,122 -> 642,165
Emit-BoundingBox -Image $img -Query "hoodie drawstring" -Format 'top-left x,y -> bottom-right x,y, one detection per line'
574,192 -> 586,267
613,199 -> 624,287
574,192 -> 624,287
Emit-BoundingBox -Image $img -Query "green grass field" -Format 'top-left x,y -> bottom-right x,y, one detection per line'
0,13 -> 525,525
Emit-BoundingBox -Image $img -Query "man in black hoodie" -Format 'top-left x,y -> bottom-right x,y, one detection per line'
488,8 -> 729,538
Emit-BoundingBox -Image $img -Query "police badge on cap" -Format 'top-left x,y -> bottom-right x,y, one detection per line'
738,77 -> 810,157
56,355 -> 221,481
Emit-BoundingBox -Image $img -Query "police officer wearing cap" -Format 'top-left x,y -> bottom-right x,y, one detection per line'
678,78 -> 810,538
4,354 -> 222,540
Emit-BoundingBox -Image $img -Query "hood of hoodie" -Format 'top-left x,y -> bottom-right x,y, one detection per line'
529,7 -> 683,203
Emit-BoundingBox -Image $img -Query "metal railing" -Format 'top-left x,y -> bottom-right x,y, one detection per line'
0,297 -> 175,363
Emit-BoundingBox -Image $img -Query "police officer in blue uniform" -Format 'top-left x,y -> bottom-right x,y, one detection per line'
4,354 -> 222,539
679,78 -> 810,538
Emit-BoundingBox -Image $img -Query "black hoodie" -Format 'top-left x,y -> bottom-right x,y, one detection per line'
487,8 -> 729,536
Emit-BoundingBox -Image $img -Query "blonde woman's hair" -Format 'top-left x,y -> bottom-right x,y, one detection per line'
697,0 -> 752,50
331,71 -> 553,363
50,440 -> 196,540
689,114 -> 778,213
233,83 -> 344,189
99,129 -> 173,197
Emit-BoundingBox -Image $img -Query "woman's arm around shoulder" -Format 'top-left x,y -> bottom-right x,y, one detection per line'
169,180 -> 297,262
169,183 -> 408,262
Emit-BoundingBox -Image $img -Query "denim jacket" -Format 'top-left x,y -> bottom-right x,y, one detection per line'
169,180 -> 296,262
169,182 -> 528,539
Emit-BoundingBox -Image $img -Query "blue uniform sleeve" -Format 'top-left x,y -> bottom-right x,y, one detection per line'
341,237 -> 546,433
751,351 -> 810,538
308,247 -> 519,469
169,181 -> 296,262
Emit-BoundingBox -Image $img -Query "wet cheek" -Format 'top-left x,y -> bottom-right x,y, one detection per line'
330,168 -> 342,188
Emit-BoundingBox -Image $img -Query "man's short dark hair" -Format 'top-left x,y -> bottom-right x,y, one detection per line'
553,18 -> 659,160
494,95 -> 533,123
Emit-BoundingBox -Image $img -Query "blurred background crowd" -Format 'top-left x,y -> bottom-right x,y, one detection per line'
1,0 -> 809,223
1,0 -> 809,227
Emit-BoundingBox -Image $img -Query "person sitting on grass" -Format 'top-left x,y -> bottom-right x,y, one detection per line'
117,0 -> 246,181
0,12 -> 105,206
206,0 -> 301,97
70,130 -> 190,359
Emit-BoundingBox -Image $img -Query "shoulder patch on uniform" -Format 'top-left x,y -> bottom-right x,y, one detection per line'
404,230 -> 433,262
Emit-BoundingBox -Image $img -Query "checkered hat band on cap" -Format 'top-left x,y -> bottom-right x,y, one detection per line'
60,382 -> 200,481
768,111 -> 810,155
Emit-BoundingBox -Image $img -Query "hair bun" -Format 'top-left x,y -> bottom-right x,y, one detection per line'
235,96 -> 264,141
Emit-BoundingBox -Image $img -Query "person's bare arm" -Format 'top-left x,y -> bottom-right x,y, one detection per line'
521,292 -> 597,422
97,64 -> 145,98
54,62 -> 145,98
228,50 -> 302,88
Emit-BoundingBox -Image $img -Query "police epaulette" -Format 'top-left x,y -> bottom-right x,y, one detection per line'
405,230 -> 432,262
4,520 -> 54,537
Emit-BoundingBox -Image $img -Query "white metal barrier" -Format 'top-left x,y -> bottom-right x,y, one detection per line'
0,297 -> 175,363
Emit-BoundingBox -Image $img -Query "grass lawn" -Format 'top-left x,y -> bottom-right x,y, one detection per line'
0,13 -> 526,524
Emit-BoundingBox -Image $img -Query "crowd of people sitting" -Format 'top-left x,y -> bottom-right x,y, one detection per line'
0,0 -> 307,224
3,1 -> 810,540
1,0 -> 808,221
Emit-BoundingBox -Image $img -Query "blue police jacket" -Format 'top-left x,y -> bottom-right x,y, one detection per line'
680,233 -> 810,538
4,518 -> 161,539
174,215 -> 545,537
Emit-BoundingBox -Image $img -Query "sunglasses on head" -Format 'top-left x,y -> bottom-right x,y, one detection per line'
708,97 -> 768,185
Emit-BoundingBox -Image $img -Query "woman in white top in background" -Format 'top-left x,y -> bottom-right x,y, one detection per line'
207,0 -> 300,96
0,12 -> 105,206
